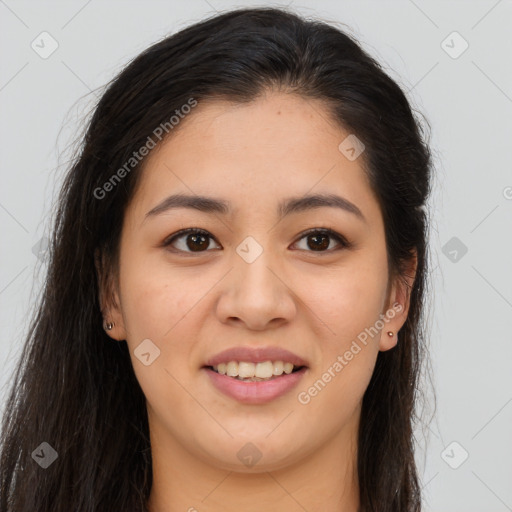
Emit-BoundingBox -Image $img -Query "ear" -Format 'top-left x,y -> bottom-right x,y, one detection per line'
94,248 -> 127,341
378,249 -> 418,351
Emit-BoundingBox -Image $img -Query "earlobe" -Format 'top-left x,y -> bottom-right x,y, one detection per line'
379,296 -> 407,351
379,328 -> 398,351
378,309 -> 402,352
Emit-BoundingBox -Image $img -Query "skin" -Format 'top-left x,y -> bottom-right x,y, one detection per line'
98,90 -> 416,512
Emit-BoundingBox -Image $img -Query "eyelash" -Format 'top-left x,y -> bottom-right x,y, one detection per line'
162,227 -> 352,255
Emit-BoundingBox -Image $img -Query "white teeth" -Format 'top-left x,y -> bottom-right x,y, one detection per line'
211,360 -> 301,379
273,361 -> 284,375
283,362 -> 294,374
255,361 -> 273,378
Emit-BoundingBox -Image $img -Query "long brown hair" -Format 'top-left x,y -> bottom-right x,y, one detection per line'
0,7 -> 434,511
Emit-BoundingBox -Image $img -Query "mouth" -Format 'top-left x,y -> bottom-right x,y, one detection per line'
202,362 -> 308,404
201,346 -> 309,403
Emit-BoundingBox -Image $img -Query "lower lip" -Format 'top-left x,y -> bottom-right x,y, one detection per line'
203,367 -> 308,404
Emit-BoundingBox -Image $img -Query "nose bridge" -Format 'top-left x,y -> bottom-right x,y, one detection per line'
216,233 -> 295,328
233,234 -> 283,300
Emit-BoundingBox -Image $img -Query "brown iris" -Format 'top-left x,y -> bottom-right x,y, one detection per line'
185,233 -> 210,252
306,232 -> 330,251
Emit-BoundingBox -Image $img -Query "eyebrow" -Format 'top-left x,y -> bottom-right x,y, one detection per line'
144,193 -> 366,223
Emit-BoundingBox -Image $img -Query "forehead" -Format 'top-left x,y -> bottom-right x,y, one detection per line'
128,92 -> 380,224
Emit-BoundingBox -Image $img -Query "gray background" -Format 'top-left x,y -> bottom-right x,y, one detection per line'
1,1 -> 511,510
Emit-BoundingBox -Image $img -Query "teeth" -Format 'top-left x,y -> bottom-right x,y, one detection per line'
213,360 -> 298,380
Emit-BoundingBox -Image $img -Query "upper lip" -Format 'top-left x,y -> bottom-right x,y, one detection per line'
203,346 -> 309,368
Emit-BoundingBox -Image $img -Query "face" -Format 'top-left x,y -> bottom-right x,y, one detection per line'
100,91 -> 414,473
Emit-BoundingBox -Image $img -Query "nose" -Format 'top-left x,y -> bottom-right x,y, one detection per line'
215,249 -> 297,331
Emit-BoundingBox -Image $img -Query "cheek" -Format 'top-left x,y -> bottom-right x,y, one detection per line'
121,277 -> 172,340
300,252 -> 387,407
306,260 -> 389,340
119,252 -> 210,377
119,252 -> 195,340
296,270 -> 385,435
118,261 -> 197,410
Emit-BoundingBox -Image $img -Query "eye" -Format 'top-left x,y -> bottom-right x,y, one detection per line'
162,228 -> 221,254
292,228 -> 351,253
162,227 -> 351,254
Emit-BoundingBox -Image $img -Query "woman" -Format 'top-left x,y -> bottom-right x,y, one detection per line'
0,6 -> 433,512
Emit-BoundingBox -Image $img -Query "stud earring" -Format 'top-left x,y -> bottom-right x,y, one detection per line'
104,320 -> 114,331
387,331 -> 393,337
